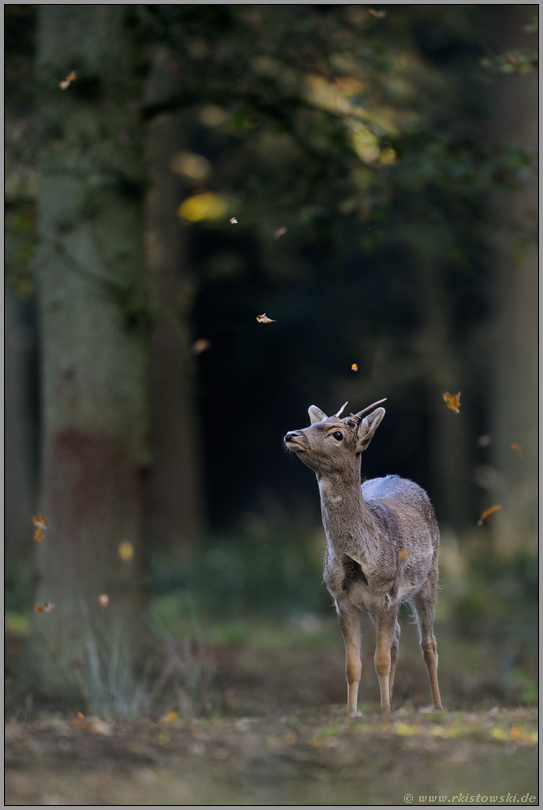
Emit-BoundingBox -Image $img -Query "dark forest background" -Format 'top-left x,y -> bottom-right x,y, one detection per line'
5,5 -> 538,714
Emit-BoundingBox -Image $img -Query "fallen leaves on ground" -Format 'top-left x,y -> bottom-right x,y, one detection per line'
69,713 -> 114,736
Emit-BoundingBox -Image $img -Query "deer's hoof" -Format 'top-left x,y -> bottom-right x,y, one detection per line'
347,710 -> 363,719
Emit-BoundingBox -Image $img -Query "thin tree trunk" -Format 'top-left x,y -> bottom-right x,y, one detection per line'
24,5 -> 150,699
5,292 -> 36,566
490,5 -> 538,553
145,55 -> 205,554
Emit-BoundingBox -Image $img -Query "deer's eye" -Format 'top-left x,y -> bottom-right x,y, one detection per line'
333,431 -> 343,441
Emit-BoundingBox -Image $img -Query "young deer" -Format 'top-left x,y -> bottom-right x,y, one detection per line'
284,399 -> 443,716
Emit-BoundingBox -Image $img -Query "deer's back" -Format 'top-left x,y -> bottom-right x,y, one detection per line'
362,474 -> 439,561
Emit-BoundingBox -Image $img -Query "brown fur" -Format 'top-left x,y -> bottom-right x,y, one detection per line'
285,402 -> 443,715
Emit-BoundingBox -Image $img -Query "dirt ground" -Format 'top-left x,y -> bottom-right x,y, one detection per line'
5,628 -> 539,806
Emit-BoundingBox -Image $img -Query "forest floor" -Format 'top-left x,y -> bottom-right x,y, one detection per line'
5,616 -> 539,806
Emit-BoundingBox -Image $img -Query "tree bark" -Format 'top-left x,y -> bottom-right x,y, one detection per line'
145,55 -> 205,554
490,5 -> 538,553
25,5 -> 150,699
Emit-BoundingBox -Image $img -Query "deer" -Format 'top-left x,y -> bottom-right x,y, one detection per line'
284,399 -> 443,716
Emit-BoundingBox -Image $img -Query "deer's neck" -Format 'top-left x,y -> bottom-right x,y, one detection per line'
317,466 -> 376,558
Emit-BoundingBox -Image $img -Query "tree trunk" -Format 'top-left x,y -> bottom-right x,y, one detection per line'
490,5 -> 538,553
24,5 -> 150,701
5,292 -> 37,567
145,55 -> 205,554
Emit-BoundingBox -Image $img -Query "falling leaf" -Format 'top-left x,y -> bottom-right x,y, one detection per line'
477,504 -> 502,526
32,514 -> 49,542
368,8 -> 387,18
36,602 -> 55,613
399,548 -> 409,561
510,443 -> 524,457
285,731 -> 298,744
477,435 -> 492,447
256,314 -> 276,324
351,363 -> 358,372
229,217 -> 238,224
192,338 -> 211,355
178,192 -> 228,222
442,392 -> 461,414
59,71 -> 76,90
98,594 -> 109,607
165,711 -> 179,725
118,541 -> 134,561
273,227 -> 287,239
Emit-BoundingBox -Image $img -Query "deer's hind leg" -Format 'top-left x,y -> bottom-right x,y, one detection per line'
337,605 -> 363,717
389,619 -> 401,705
412,567 -> 443,711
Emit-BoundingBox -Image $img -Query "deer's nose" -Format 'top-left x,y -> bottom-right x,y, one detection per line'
285,431 -> 301,442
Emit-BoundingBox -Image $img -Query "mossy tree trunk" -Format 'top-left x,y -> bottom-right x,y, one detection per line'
26,5 -> 150,700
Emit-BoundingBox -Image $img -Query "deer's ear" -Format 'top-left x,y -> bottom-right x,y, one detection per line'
308,405 -> 328,425
356,407 -> 385,452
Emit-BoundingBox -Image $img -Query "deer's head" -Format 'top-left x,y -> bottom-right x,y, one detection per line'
284,399 -> 386,476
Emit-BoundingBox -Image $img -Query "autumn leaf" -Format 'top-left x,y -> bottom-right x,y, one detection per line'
164,711 -> 179,725
35,602 -> 55,613
399,548 -> 409,561
351,363 -> 358,372
477,505 -> 502,526
59,71 -> 76,89
368,8 -> 387,18
98,594 -> 109,607
229,217 -> 238,224
443,391 -> 461,414
273,227 -> 287,239
256,313 -> 276,323
510,443 -> 524,457
192,338 -> 211,355
32,514 -> 49,542
118,541 -> 134,561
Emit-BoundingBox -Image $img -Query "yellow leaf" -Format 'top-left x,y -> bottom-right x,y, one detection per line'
178,192 -> 228,223
351,363 -> 358,371
477,505 -> 502,526
442,392 -> 461,414
165,711 -> 179,725
118,541 -> 134,561
399,548 -> 409,561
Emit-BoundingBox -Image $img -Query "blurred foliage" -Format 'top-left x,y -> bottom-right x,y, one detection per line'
148,525 -> 329,620
481,15 -> 538,74
4,5 -> 537,531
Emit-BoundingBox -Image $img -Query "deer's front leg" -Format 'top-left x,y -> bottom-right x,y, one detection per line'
337,605 -> 363,717
374,606 -> 400,713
